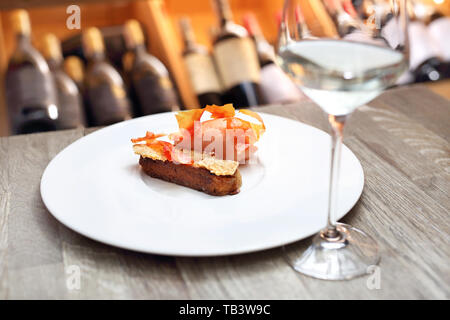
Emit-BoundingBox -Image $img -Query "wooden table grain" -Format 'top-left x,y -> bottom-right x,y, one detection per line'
0,85 -> 449,299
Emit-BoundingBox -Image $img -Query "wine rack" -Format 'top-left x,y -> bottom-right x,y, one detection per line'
0,0 -> 202,136
0,0 -> 291,136
0,0 -> 449,136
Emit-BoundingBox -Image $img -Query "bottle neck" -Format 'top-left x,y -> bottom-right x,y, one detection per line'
253,32 -> 266,46
88,50 -> 105,63
83,28 -> 106,64
183,38 -> 196,53
215,0 -> 234,27
11,10 -> 32,45
125,44 -> 147,72
46,57 -> 62,71
132,43 -> 147,56
180,22 -> 197,52
243,14 -> 267,45
16,33 -> 31,47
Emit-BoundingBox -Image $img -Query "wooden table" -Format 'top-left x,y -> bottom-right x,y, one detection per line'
0,85 -> 449,299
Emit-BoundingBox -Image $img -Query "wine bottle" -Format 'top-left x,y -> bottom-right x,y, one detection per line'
5,9 -> 58,134
123,19 -> 179,116
179,18 -> 223,107
64,55 -> 94,126
243,13 -> 304,104
242,14 -> 276,67
408,21 -> 446,82
82,27 -> 131,126
427,15 -> 450,78
211,0 -> 264,107
62,25 -> 127,73
41,34 -> 85,130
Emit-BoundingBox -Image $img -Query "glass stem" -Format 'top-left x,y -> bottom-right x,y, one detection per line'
323,114 -> 347,240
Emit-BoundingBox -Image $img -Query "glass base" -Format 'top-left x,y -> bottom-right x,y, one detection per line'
283,223 -> 380,280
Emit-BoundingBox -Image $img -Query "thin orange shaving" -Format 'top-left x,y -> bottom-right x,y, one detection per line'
204,104 -> 235,119
174,109 -> 204,131
238,109 -> 266,140
238,109 -> 266,129
131,131 -> 173,161
131,131 -> 165,144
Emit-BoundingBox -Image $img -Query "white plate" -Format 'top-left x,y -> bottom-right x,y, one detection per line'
41,112 -> 364,256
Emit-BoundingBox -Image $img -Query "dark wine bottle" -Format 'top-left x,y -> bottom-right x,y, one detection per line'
408,21 -> 446,83
61,25 -> 127,73
243,13 -> 304,104
179,17 -> 223,107
211,0 -> 264,107
5,9 -> 58,134
123,20 -> 179,116
41,34 -> 85,130
82,27 -> 131,126
64,55 -> 94,126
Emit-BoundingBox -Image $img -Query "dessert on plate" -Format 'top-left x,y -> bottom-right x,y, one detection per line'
132,104 -> 265,196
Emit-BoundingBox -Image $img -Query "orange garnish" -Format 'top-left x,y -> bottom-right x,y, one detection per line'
204,104 -> 235,119
161,142 -> 174,161
131,131 -> 165,144
238,109 -> 265,129
174,109 -> 204,131
145,140 -> 173,161
237,109 -> 266,140
132,131 -> 174,161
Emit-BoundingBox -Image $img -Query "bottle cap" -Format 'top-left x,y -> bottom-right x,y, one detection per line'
82,27 -> 105,56
64,56 -> 84,83
11,9 -> 31,36
124,19 -> 145,48
41,33 -> 62,61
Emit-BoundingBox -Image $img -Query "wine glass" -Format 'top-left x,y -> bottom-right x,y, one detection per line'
276,0 -> 409,280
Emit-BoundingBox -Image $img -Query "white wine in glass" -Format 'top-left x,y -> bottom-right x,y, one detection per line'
276,0 -> 409,280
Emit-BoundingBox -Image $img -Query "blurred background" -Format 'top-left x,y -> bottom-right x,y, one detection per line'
0,0 -> 448,136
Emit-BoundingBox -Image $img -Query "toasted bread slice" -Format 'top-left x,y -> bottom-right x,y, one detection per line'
134,145 -> 242,196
